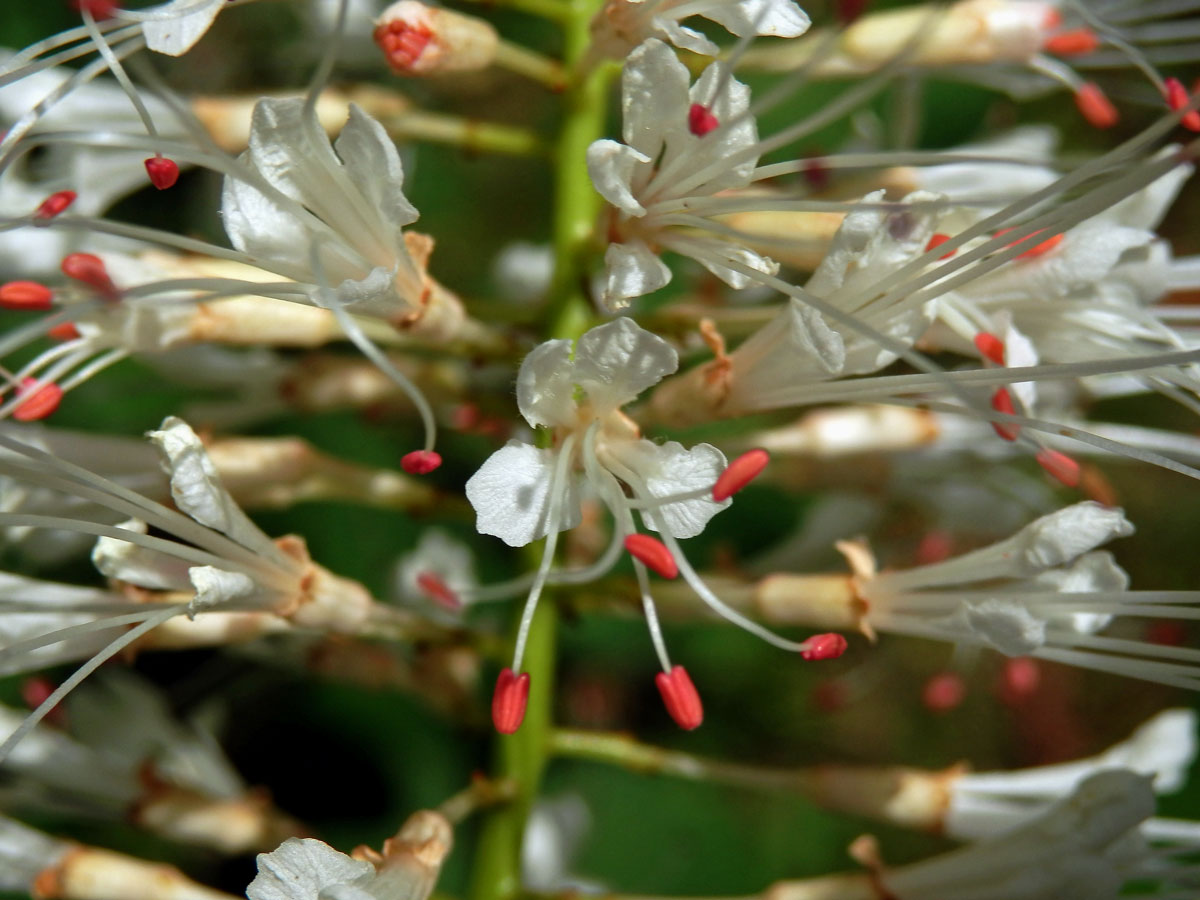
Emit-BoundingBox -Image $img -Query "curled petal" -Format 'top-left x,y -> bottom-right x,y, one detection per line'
704,0 -> 811,38
621,39 -> 692,160
600,240 -> 673,311
142,0 -> 224,56
247,838 -> 374,900
573,317 -> 678,414
516,339 -> 577,428
615,439 -> 729,539
586,140 -> 649,217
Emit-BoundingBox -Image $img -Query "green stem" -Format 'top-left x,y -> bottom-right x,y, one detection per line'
469,600 -> 559,900
470,4 -> 609,899
383,110 -> 546,157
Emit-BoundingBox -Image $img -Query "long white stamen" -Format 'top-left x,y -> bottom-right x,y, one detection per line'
0,603 -> 186,765
510,431 -> 578,672
80,6 -> 163,145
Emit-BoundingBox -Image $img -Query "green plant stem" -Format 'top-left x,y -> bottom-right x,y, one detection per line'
457,0 -> 571,23
383,110 -> 546,157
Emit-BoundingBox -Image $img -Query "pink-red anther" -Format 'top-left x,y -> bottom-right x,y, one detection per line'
655,665 -> 703,730
61,253 -> 117,296
1075,82 -> 1118,129
34,191 -> 76,220
401,449 -> 442,474
492,667 -> 530,734
12,378 -> 63,422
0,281 -> 53,311
922,671 -> 965,712
990,388 -> 1020,441
374,20 -> 434,72
72,0 -> 119,19
145,157 -> 180,190
48,322 -> 81,341
1043,28 -> 1099,56
998,657 -> 1040,706
973,331 -> 1005,365
624,533 -> 678,579
801,632 -> 848,661
712,449 -> 769,502
416,571 -> 461,610
1164,78 -> 1200,132
688,104 -> 719,137
995,226 -> 1062,259
802,157 -> 831,191
835,0 -> 869,25
1036,448 -> 1081,488
924,233 -> 954,259
915,531 -> 953,565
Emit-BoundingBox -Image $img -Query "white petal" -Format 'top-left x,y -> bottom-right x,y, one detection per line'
142,0 -> 223,56
334,104 -> 419,230
516,339 -> 577,428
573,317 -> 678,413
1002,318 -> 1039,410
617,440 -> 729,539
187,565 -> 258,617
148,416 -> 270,549
785,299 -> 845,375
1101,153 -> 1192,231
600,240 -> 673,310
687,237 -> 779,290
621,39 -> 691,162
221,159 -> 311,269
1016,502 -> 1134,571
465,442 -> 581,548
704,0 -> 811,37
586,140 -> 649,217
1095,709 -> 1197,794
91,518 -> 192,591
248,838 -> 375,900
682,61 -> 758,193
949,598 -> 1047,656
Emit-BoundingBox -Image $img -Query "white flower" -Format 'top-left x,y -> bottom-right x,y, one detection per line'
222,98 -> 461,333
882,770 -> 1155,900
946,709 -> 1198,841
466,317 -> 728,548
393,529 -> 477,620
588,0 -> 810,62
587,40 -> 776,309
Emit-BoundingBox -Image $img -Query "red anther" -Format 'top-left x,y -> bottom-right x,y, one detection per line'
144,156 -> 180,190
1147,621 -> 1187,647
990,388 -> 1021,442
491,667 -> 530,734
47,322 -> 81,341
1043,28 -> 1099,57
20,676 -> 67,726
998,657 -> 1040,706
801,632 -> 848,661
915,530 -> 953,565
922,671 -> 965,713
973,331 -> 1005,365
401,449 -> 442,474
34,190 -> 76,220
0,281 -> 53,311
1041,7 -> 1062,30
624,533 -> 678,579
802,157 -> 831,191
835,0 -> 870,26
1075,82 -> 1118,129
812,678 -> 849,713
994,226 -> 1063,259
687,103 -> 720,137
374,20 -> 434,72
924,232 -> 955,260
655,665 -> 703,730
1164,78 -> 1200,132
416,571 -> 461,610
1036,448 -> 1081,488
72,0 -> 119,19
712,448 -> 769,502
61,252 -> 116,296
12,378 -> 63,421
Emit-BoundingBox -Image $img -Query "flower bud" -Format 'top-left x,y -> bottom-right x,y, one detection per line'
374,1 -> 498,76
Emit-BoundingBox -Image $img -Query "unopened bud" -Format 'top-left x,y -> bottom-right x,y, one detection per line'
374,1 -> 498,76
655,665 -> 703,730
492,667 -> 529,734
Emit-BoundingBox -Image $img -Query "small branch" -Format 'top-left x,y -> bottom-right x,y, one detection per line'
438,776 -> 520,824
494,39 -> 567,90
383,110 -> 546,156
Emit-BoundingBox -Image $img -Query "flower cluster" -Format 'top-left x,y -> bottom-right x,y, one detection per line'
0,1 -> 1198,900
